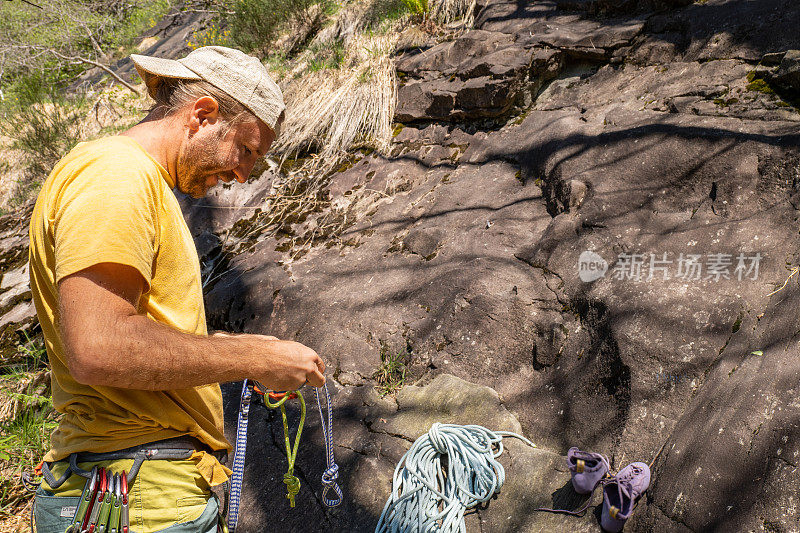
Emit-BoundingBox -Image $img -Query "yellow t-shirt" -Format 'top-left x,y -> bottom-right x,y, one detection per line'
28,135 -> 232,476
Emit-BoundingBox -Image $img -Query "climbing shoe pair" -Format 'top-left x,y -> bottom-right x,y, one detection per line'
566,447 -> 651,532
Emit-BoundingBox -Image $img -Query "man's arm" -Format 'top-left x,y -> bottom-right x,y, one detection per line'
59,262 -> 325,390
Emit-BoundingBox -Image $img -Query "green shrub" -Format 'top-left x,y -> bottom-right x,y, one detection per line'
373,342 -> 410,396
226,0 -> 331,53
401,0 -> 428,17
0,75 -> 84,206
307,41 -> 345,72
0,332 -> 55,519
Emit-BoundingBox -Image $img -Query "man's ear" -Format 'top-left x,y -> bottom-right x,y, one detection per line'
187,96 -> 220,133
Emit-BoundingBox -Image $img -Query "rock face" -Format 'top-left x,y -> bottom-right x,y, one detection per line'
184,1 -> 800,531
772,50 -> 800,97
0,206 -> 36,363
3,0 -> 800,532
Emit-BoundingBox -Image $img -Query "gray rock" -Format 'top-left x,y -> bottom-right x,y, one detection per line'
630,0 -> 800,64
395,75 -> 518,122
373,374 -> 523,437
535,61 -> 799,123
395,79 -> 456,122
395,30 -> 516,77
761,51 -> 786,66
3,2 -> 800,532
0,262 -> 29,309
0,205 -> 37,362
401,228 -> 444,260
772,49 -> 800,94
476,2 -> 645,57
555,0 -> 692,13
0,301 -> 35,330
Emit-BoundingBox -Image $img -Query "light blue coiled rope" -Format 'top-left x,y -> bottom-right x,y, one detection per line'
375,423 -> 536,533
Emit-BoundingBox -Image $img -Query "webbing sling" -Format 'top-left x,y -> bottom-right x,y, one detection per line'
228,379 -> 342,533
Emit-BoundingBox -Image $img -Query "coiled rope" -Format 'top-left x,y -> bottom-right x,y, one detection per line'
375,423 -> 536,533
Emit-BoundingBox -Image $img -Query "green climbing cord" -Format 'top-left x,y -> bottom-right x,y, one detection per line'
264,391 -> 306,507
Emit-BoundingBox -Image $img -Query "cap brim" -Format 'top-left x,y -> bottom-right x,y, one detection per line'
131,54 -> 201,80
131,54 -> 202,99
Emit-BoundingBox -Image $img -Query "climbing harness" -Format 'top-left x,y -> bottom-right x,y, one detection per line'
375,423 -> 536,533
227,379 -> 342,533
25,437 -> 210,533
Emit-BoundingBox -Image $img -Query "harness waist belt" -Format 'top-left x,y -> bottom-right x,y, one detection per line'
40,436 -> 228,489
76,436 -> 221,462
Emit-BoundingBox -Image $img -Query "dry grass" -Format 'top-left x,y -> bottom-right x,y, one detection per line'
429,0 -> 476,25
0,499 -> 31,533
275,33 -> 398,167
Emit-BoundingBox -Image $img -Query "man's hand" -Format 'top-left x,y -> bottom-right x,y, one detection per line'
213,332 -> 326,389
260,338 -> 325,390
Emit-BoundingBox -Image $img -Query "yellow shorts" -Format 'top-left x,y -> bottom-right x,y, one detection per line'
36,458 -> 219,533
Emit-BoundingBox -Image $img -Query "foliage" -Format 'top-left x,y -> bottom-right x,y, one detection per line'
0,0 -> 172,107
0,408 -> 58,517
307,41 -> 345,72
0,333 -> 55,521
187,22 -> 231,50
224,0 -> 332,53
374,342 -> 410,396
107,0 -> 172,53
264,51 -> 290,80
0,75 -> 85,207
746,78 -> 775,95
401,0 -> 428,17
0,0 -> 173,209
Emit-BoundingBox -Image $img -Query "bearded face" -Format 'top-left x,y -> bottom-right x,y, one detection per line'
173,103 -> 276,198
176,124 -> 237,198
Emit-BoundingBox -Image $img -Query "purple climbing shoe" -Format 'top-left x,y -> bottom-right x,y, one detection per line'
601,462 -> 651,532
566,447 -> 611,494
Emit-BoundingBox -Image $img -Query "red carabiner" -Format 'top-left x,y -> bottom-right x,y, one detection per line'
268,391 -> 297,401
120,470 -> 129,533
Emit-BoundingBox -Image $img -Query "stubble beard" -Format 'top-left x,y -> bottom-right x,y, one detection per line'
177,129 -> 230,198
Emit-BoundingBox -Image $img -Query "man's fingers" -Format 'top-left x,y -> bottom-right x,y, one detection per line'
306,367 -> 325,388
315,357 -> 325,373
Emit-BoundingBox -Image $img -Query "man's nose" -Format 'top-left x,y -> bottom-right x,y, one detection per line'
233,163 -> 253,183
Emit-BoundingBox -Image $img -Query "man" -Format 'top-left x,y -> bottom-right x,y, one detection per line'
28,46 -> 324,532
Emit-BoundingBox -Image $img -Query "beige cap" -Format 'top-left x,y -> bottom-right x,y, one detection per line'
130,46 -> 285,131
